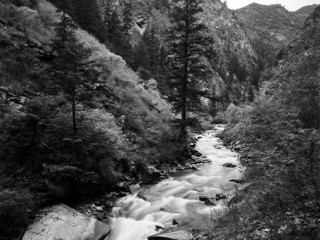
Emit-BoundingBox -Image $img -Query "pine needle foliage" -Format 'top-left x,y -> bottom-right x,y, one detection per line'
167,0 -> 214,140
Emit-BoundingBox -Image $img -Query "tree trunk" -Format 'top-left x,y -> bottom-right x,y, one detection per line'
72,86 -> 77,135
179,78 -> 187,141
72,57 -> 77,135
178,2 -> 189,142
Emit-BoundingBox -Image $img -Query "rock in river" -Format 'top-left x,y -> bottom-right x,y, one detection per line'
223,163 -> 237,168
148,230 -> 193,240
22,204 -> 110,240
216,193 -> 228,201
138,166 -> 162,184
199,196 -> 216,206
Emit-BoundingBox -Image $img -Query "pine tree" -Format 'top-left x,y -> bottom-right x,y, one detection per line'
50,12 -> 95,136
49,0 -> 75,19
142,26 -> 161,76
122,2 -> 134,36
105,10 -> 123,51
75,0 -> 105,42
157,45 -> 169,93
132,39 -> 146,70
102,0 -> 113,31
167,0 -> 214,141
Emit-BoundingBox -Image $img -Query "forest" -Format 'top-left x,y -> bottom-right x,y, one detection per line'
0,0 -> 319,239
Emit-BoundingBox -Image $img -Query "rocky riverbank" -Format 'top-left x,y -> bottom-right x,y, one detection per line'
22,128 -> 245,240
22,135 -> 213,240
73,146 -> 213,223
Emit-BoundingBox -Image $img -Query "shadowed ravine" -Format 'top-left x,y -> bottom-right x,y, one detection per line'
106,125 -> 242,240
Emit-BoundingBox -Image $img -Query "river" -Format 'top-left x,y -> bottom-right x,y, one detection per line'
106,125 -> 242,240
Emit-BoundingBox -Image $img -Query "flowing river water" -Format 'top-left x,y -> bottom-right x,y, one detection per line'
106,125 -> 242,240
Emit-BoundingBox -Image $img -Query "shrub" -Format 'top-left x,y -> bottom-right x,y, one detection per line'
0,179 -> 35,239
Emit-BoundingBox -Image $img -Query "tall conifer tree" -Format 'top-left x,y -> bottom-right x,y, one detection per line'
167,0 -> 213,141
75,0 -> 105,42
122,2 -> 134,36
143,26 -> 161,75
50,12 -> 95,136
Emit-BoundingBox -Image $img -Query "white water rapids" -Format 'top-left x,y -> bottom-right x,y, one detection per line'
106,125 -> 242,240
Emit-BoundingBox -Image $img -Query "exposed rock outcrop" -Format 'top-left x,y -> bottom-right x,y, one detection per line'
22,204 -> 110,240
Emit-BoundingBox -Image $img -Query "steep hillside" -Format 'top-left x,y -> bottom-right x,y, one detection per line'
50,0 -> 261,108
265,5 -> 320,94
120,0 -> 259,103
218,6 -> 320,240
0,1 -> 181,237
97,0 -> 170,37
202,0 -> 258,105
0,0 -> 176,182
236,3 -> 303,67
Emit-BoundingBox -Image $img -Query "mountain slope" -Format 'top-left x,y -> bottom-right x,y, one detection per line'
0,0 -> 176,220
295,4 -> 319,18
97,0 -> 260,105
236,3 -> 303,66
202,0 -> 258,104
217,6 -> 320,240
265,5 -> 320,92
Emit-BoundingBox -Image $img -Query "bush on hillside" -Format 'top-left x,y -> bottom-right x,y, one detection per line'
0,180 -> 35,238
218,89 -> 320,239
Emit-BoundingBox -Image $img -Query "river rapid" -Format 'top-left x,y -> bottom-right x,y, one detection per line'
106,125 -> 242,240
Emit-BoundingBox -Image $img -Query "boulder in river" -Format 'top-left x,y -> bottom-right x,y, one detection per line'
199,196 -> 216,206
223,163 -> 237,168
138,166 -> 162,184
216,193 -> 228,201
213,144 -> 222,149
105,200 -> 114,208
148,230 -> 193,240
204,198 -> 216,206
22,204 -> 110,240
129,184 -> 141,194
190,149 -> 202,157
230,179 -> 245,184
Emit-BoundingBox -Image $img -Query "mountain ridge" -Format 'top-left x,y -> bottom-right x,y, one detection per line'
235,3 -> 303,67
295,4 -> 319,17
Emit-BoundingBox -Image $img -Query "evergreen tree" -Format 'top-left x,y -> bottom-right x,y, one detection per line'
157,45 -> 170,93
167,0 -> 214,141
142,26 -> 161,75
132,40 -> 144,68
75,0 -> 105,42
102,0 -> 113,32
122,2 -> 134,36
49,0 -> 75,18
50,12 -> 95,136
105,10 -> 123,51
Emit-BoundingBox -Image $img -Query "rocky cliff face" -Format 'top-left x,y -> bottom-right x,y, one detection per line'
202,0 -> 258,104
97,0 -> 170,38
263,6 -> 320,93
236,3 -> 303,67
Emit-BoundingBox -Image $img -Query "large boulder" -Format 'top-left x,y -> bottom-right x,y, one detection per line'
138,166 -> 162,184
129,184 -> 141,194
148,231 -> 193,240
22,204 -> 110,240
